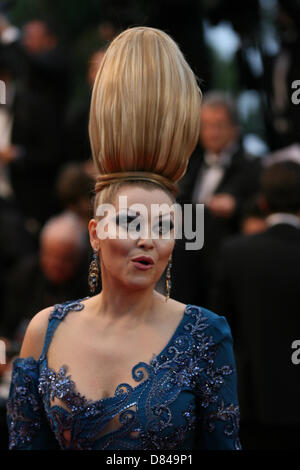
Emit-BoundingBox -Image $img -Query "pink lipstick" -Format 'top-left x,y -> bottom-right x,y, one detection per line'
131,255 -> 154,270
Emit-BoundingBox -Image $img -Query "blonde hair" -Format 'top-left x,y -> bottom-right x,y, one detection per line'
89,26 -> 201,210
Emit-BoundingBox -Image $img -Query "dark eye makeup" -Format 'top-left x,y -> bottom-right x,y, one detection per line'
154,220 -> 174,234
115,213 -> 174,234
115,214 -> 138,225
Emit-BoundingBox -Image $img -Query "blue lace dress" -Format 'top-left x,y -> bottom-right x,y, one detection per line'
6,298 -> 241,450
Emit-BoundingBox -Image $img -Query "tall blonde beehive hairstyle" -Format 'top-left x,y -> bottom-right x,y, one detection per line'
89,26 -> 202,207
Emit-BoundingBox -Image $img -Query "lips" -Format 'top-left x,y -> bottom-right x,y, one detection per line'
131,255 -> 154,270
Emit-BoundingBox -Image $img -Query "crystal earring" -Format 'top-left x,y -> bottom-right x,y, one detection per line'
88,249 -> 100,294
165,258 -> 172,302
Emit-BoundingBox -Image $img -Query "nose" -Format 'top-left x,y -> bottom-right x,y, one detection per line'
136,235 -> 154,249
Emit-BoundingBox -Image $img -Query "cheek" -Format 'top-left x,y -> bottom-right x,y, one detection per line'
156,240 -> 175,262
100,238 -> 134,270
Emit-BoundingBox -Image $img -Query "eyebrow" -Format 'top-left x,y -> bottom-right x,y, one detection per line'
117,210 -> 140,217
115,211 -> 140,224
118,210 -> 173,219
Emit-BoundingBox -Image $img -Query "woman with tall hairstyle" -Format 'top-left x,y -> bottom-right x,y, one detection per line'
6,27 -> 241,450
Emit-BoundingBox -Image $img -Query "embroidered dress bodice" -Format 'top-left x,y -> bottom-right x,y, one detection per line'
7,298 -> 241,450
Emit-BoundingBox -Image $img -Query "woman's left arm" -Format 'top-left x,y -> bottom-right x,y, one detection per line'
195,315 -> 242,450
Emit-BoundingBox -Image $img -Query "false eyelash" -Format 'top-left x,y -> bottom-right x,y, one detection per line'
154,221 -> 174,233
115,215 -> 174,233
115,215 -> 138,225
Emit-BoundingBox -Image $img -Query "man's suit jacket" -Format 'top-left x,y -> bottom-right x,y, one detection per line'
7,88 -> 62,224
178,143 -> 260,210
170,144 -> 261,307
212,223 -> 300,426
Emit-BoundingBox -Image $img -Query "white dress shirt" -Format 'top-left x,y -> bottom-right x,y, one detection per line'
192,143 -> 238,204
266,213 -> 300,228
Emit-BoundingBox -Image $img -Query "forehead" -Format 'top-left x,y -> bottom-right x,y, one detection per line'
201,104 -> 231,121
24,21 -> 47,35
113,185 -> 174,211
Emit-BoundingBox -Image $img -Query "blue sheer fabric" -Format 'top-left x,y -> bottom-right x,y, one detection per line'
6,298 -> 241,450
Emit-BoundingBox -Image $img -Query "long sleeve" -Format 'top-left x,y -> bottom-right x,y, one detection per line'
195,314 -> 241,450
6,357 -> 60,450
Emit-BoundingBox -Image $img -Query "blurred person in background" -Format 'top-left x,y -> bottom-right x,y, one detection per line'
64,48 -> 105,175
0,212 -> 90,345
55,162 -> 94,231
0,14 -> 70,228
179,91 -> 260,221
212,160 -> 300,449
240,196 -> 267,235
66,47 -> 106,167
175,91 -> 261,306
98,20 -> 118,44
235,0 -> 300,151
263,0 -> 300,150
0,14 -> 70,120
0,195 -> 36,322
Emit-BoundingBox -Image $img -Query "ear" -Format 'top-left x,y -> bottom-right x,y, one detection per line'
88,218 -> 100,251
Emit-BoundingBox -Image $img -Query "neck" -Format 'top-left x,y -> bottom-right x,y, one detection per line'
92,273 -> 165,325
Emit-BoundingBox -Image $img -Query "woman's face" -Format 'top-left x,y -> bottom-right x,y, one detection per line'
89,185 -> 175,292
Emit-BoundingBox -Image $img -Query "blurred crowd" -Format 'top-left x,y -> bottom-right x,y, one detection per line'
1,0 -> 300,451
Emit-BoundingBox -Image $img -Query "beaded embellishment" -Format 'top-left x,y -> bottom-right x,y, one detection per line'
7,300 -> 241,450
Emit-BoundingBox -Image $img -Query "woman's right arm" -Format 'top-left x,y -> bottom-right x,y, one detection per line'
18,306 -> 53,360
6,307 -> 60,450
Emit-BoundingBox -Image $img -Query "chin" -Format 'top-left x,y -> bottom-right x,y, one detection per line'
123,276 -> 155,290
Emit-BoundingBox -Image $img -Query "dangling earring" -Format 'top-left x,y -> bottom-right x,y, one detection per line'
88,249 -> 100,294
165,258 -> 172,302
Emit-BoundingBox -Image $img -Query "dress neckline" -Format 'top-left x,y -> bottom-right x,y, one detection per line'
39,299 -> 192,409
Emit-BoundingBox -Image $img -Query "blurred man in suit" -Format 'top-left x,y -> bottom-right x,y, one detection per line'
212,160 -> 300,449
173,92 -> 261,306
179,91 -> 260,225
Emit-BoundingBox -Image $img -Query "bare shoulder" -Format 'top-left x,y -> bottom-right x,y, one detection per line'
168,298 -> 187,318
19,306 -> 54,360
152,296 -> 187,339
155,292 -> 187,321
